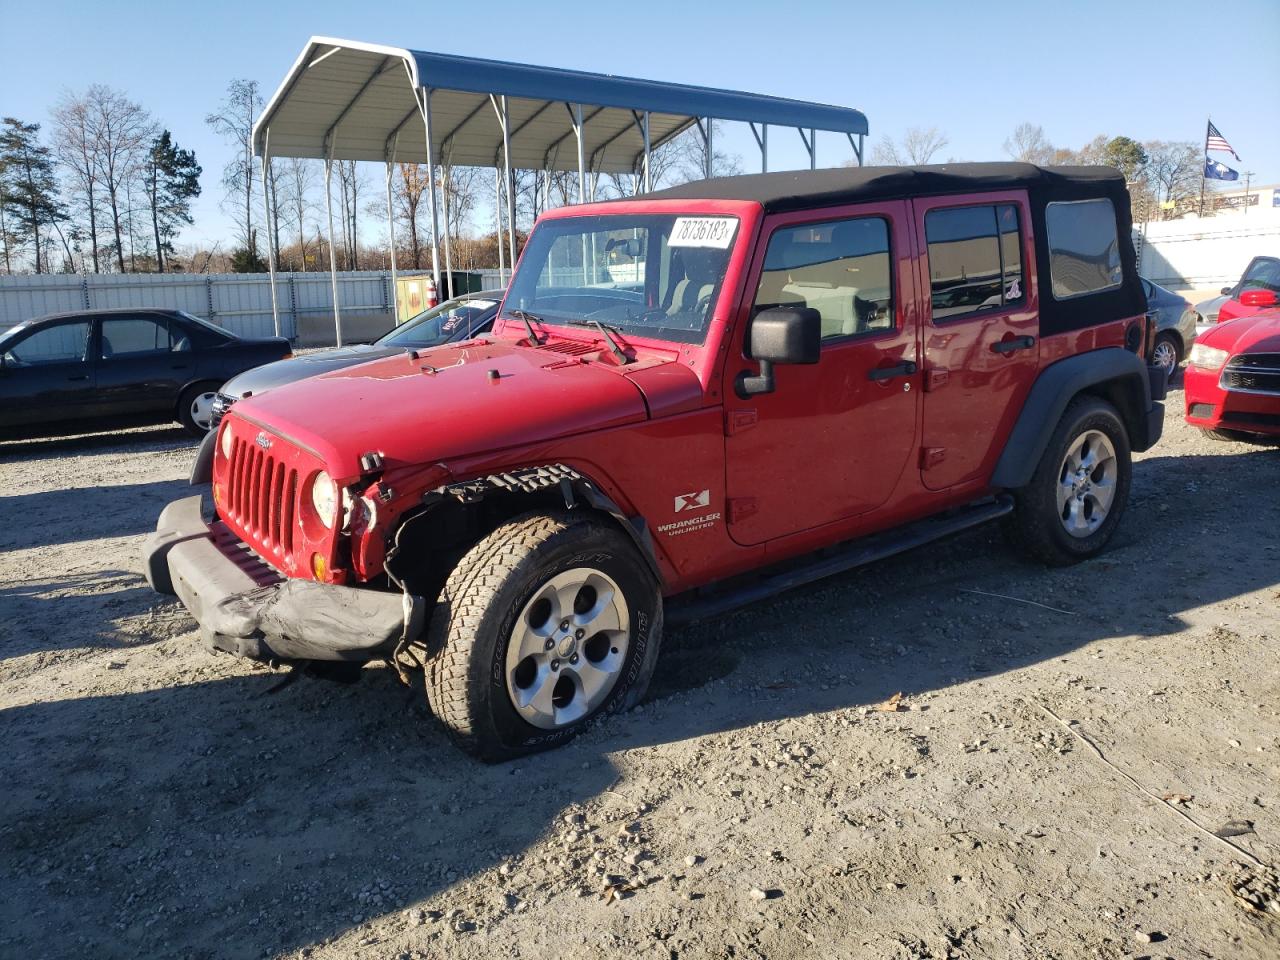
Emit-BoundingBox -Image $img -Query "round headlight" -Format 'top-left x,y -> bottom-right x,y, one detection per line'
219,424 -> 233,459
310,471 -> 337,528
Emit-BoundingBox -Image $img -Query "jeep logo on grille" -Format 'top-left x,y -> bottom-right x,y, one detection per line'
255,432 -> 272,450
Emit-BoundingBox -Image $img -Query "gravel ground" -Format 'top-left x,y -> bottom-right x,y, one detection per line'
1,384 -> 1277,960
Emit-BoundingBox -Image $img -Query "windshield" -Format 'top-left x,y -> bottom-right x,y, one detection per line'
504,213 -> 739,344
1240,257 -> 1280,295
379,297 -> 499,348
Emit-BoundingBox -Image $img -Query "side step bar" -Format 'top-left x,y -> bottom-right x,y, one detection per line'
666,496 -> 1014,627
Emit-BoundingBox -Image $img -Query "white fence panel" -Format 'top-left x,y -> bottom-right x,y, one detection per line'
1134,211 -> 1280,289
0,270 -> 414,339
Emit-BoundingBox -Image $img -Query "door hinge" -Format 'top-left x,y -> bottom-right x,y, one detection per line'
920,447 -> 947,470
924,367 -> 949,392
725,408 -> 758,436
727,497 -> 759,524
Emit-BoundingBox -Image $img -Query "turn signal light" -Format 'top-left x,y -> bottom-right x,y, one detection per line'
311,553 -> 327,581
212,481 -> 225,509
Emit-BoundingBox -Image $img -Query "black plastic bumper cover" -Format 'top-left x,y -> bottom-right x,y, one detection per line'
141,495 -> 405,663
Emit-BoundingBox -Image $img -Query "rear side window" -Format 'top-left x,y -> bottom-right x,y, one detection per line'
101,316 -> 171,358
754,216 -> 894,341
925,204 -> 1025,321
1045,199 -> 1122,299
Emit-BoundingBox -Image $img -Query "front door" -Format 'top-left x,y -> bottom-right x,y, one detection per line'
0,319 -> 96,430
723,201 -> 919,546
913,193 -> 1040,490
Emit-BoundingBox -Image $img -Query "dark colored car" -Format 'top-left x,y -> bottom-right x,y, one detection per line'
146,163 -> 1166,762
207,290 -> 503,428
0,308 -> 290,440
1140,277 -> 1198,376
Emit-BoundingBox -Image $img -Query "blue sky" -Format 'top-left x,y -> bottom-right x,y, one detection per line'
2,0 -> 1277,248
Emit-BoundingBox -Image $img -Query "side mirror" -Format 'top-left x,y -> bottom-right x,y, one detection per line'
1220,286 -> 1232,296
736,306 -> 821,397
1238,288 -> 1278,308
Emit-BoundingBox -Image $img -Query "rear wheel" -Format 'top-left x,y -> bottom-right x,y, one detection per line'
1007,397 -> 1132,565
178,382 -> 221,436
1151,333 -> 1180,377
425,510 -> 663,762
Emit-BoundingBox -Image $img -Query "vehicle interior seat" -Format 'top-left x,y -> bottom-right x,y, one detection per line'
667,249 -> 722,319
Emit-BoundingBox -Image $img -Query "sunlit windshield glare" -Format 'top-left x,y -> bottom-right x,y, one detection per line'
380,299 -> 498,347
504,214 -> 739,344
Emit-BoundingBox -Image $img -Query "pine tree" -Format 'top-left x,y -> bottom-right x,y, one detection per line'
0,118 -> 66,273
146,130 -> 201,272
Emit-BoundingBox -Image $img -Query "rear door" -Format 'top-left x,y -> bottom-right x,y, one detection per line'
914,192 -> 1039,490
723,201 -> 919,545
96,314 -> 186,418
0,319 -> 96,429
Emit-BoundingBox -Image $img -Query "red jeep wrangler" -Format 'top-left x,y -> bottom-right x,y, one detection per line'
144,163 -> 1166,761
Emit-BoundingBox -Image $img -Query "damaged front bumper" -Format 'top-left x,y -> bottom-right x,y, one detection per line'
141,496 -> 407,663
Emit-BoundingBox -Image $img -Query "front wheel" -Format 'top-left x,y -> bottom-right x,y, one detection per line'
178,382 -> 221,436
425,510 -> 663,762
1151,333 -> 1180,378
1006,397 -> 1132,566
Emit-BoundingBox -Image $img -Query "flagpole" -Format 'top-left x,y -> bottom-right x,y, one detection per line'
1198,118 -> 1209,218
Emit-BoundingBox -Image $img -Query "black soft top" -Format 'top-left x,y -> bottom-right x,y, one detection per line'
644,162 -> 1144,336
643,162 -> 1128,212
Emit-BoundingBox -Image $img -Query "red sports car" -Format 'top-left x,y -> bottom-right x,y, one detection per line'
1184,308 -> 1280,440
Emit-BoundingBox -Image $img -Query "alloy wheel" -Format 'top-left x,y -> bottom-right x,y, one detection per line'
505,567 -> 630,730
1056,429 -> 1118,538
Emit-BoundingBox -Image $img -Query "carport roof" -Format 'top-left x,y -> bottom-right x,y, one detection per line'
252,37 -> 869,174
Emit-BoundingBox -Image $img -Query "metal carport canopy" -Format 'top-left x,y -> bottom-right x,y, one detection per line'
253,37 -> 869,172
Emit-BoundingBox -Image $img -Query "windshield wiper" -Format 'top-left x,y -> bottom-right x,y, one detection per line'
507,309 -> 544,344
564,319 -> 632,365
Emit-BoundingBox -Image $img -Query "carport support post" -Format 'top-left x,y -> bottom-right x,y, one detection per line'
323,143 -> 344,348
494,165 -> 506,284
384,156 -> 398,323
705,118 -> 714,178
440,159 -> 454,294
750,122 -> 767,173
642,111 -> 651,193
501,95 -> 517,275
418,87 -> 443,293
572,103 -> 588,282
258,133 -> 281,338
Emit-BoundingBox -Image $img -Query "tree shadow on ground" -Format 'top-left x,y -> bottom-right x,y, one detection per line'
0,479 -> 191,551
2,449 -> 1278,959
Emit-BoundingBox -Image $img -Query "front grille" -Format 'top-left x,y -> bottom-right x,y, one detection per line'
1222,354 -> 1280,395
223,436 -> 299,558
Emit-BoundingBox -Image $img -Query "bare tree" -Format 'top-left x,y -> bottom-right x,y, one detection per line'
277,158 -> 316,270
82,87 -> 154,272
1003,123 -> 1054,164
335,160 -> 365,269
871,126 -> 950,165
1143,141 -> 1200,219
206,79 -> 263,260
393,162 -> 428,269
52,89 -> 106,272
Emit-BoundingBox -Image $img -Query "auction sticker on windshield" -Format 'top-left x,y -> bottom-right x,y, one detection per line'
669,217 -> 736,249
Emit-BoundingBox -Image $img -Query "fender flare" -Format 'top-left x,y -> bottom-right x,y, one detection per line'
424,463 -> 665,587
991,348 -> 1158,490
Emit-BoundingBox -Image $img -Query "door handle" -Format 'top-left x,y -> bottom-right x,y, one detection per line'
991,335 -> 1036,354
866,360 -> 918,381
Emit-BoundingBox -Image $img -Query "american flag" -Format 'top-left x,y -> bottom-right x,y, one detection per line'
1206,121 -> 1240,161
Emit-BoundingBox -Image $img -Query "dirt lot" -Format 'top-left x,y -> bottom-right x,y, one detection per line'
2,387 -> 1277,960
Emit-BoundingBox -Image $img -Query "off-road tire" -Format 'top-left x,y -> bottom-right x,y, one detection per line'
177,381 -> 221,436
1006,396 -> 1132,566
425,510 -> 663,762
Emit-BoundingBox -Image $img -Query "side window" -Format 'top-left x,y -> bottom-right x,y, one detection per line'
1044,198 -> 1122,299
754,216 -> 894,340
925,203 -> 1026,321
100,316 -> 170,358
3,321 -> 90,365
